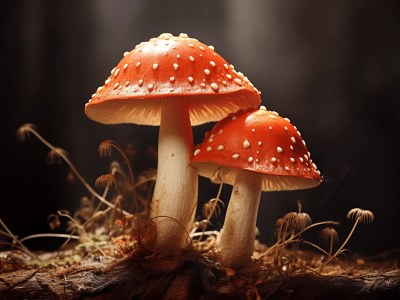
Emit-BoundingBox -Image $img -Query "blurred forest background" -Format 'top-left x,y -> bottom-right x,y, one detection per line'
1,0 -> 399,255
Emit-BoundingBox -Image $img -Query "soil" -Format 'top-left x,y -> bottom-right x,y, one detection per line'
1,245 -> 399,300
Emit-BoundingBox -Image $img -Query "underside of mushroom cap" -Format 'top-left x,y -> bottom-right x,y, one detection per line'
191,163 -> 321,191
85,91 -> 257,126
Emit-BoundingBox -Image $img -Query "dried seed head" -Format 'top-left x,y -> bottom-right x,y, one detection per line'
347,208 -> 374,224
293,212 -> 312,230
98,140 -> 114,157
109,161 -> 123,174
275,217 -> 285,229
281,211 -> 298,230
47,214 -> 61,230
46,148 -> 68,164
202,198 -> 225,219
16,123 -> 38,141
281,211 -> 312,231
319,227 -> 339,246
95,174 -> 115,188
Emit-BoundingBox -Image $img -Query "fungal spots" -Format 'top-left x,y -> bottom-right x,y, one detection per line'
138,79 -> 144,87
204,69 -> 211,75
217,145 -> 224,150
194,149 -> 201,156
152,63 -> 159,70
290,157 -> 295,163
258,141 -> 262,146
271,157 -> 277,162
114,69 -> 120,77
248,157 -> 254,163
113,82 -> 120,89
147,84 -> 154,91
123,63 -> 129,70
226,74 -> 232,79
243,140 -> 250,149
234,78 -> 242,85
232,154 -> 240,159
207,146 -> 212,152
136,62 -> 141,68
188,76 -> 194,83
210,83 -> 219,91
189,56 -> 195,62
291,137 -> 296,143
173,63 -> 179,70
277,147 -> 283,153
210,61 -> 216,67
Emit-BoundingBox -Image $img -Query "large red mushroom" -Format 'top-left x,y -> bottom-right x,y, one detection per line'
191,106 -> 322,268
85,33 -> 261,255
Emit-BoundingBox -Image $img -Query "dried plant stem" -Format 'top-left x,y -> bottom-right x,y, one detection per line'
57,178 -> 114,255
26,128 -> 131,216
198,182 -> 224,243
19,233 -> 80,243
321,218 -> 360,270
301,240 -> 330,257
257,221 -> 339,259
57,211 -> 107,257
108,142 -> 141,241
0,218 -> 38,260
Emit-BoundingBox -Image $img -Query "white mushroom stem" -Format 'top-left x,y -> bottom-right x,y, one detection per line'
150,102 -> 198,255
220,169 -> 262,268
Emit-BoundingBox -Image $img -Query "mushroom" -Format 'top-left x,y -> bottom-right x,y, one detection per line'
84,33 -> 261,255
191,106 -> 322,268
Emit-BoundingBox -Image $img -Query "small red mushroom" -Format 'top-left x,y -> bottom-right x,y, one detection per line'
191,106 -> 322,268
85,33 -> 261,255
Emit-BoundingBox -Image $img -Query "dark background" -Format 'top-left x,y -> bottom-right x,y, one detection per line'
1,0 -> 399,255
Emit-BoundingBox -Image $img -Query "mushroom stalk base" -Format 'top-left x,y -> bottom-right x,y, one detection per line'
220,169 -> 262,269
150,102 -> 198,255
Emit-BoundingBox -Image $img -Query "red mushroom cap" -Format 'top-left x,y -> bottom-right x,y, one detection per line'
191,107 -> 322,191
85,33 -> 261,126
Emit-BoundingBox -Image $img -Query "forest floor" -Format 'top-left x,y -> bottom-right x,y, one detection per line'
1,240 -> 399,300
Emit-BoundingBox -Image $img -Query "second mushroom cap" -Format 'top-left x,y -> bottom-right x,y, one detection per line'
191,106 -> 322,191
